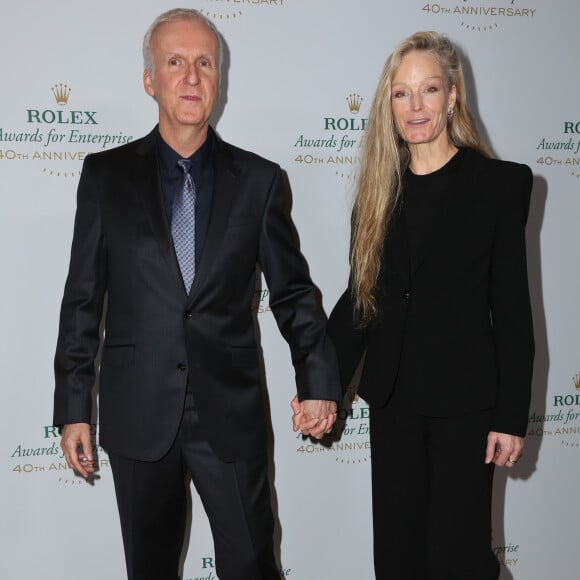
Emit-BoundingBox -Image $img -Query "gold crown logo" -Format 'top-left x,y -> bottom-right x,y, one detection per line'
574,373 -> 580,390
51,83 -> 71,105
346,93 -> 362,114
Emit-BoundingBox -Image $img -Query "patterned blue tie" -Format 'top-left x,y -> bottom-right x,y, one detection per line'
172,159 -> 196,292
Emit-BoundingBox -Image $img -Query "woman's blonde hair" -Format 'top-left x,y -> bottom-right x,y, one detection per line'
351,31 -> 490,325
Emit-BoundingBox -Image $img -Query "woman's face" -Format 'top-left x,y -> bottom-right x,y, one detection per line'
391,50 -> 456,151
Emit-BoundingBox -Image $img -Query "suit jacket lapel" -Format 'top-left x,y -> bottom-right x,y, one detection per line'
380,196 -> 411,289
134,130 -> 185,293
186,136 -> 239,305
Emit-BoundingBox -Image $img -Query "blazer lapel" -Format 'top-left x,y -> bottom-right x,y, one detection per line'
134,130 -> 185,292
388,197 -> 411,284
186,136 -> 239,305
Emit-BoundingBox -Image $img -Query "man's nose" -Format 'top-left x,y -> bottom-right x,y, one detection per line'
184,63 -> 200,84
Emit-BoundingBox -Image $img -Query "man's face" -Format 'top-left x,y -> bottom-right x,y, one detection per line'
143,18 -> 219,137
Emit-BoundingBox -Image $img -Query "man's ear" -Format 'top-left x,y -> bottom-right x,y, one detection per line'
143,69 -> 155,98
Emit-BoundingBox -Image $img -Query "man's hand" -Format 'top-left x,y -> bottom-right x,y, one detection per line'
485,431 -> 524,467
290,396 -> 337,439
60,423 -> 95,478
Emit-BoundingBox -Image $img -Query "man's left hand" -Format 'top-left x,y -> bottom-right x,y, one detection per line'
290,396 -> 337,440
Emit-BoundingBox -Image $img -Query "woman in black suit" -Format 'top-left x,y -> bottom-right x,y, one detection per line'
326,31 -> 534,579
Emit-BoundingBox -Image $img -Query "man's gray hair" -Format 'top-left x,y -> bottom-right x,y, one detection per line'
142,8 -> 223,78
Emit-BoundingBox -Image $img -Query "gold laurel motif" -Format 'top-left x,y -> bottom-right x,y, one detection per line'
51,83 -> 71,105
574,373 -> 580,390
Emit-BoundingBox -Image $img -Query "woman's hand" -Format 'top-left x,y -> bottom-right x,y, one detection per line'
485,431 -> 524,467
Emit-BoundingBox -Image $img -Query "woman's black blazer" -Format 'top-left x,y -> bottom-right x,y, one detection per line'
329,148 -> 534,436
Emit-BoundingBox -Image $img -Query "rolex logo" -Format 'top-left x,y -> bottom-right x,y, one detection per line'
51,83 -> 71,105
346,93 -> 362,114
574,373 -> 580,390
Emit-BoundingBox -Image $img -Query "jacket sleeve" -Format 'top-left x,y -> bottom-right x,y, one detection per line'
489,162 -> 535,436
53,156 -> 107,426
258,166 -> 342,404
327,287 -> 368,391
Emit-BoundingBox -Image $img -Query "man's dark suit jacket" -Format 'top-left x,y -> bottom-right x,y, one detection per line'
329,148 -> 534,437
54,127 -> 341,462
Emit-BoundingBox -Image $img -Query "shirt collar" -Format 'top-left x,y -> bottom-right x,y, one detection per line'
156,126 -> 214,182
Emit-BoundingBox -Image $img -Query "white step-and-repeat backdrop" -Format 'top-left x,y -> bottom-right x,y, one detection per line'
1,1 -> 579,578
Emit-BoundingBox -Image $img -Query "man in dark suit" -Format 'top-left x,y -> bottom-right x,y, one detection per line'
53,9 -> 340,580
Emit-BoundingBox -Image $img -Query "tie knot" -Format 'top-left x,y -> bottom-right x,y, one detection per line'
177,159 -> 191,174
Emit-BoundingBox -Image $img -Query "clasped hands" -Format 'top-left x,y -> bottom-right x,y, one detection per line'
290,396 -> 337,440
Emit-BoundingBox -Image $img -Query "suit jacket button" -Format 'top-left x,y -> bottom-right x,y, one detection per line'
184,311 -> 192,319
402,290 -> 410,301
177,363 -> 187,372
